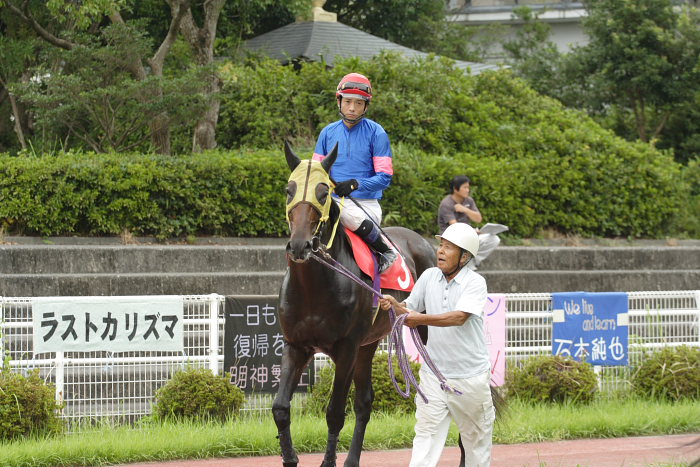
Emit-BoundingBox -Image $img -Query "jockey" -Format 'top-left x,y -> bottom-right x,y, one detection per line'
313,72 -> 397,274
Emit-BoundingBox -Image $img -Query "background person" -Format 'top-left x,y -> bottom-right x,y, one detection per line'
379,222 -> 495,467
437,175 -> 502,269
313,72 -> 396,272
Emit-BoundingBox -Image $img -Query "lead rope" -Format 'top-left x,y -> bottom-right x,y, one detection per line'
310,251 -> 462,404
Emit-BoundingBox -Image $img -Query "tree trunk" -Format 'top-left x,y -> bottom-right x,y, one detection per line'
8,92 -> 27,151
631,92 -> 648,142
192,75 -> 221,152
1,77 -> 28,150
177,0 -> 226,152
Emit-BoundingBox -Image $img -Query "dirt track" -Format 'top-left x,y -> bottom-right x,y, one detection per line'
118,433 -> 700,467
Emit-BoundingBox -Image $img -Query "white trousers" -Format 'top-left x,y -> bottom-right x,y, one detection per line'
335,197 -> 381,231
409,368 -> 495,467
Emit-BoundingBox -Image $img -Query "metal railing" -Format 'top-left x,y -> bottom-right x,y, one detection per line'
1,290 -> 698,425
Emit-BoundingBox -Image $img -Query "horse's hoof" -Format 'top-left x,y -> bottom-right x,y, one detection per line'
283,463 -> 298,467
320,461 -> 336,467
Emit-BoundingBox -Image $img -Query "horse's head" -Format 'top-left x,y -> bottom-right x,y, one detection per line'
284,140 -> 339,262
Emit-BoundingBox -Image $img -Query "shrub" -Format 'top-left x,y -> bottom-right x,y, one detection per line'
506,355 -> 598,404
153,367 -> 245,421
0,141 -> 687,239
631,346 -> 700,401
305,351 -> 421,415
0,369 -> 64,441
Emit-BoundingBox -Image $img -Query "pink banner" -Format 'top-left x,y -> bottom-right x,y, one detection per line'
484,294 -> 507,386
401,293 -> 507,386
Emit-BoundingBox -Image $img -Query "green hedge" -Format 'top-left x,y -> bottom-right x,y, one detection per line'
0,150 -> 289,238
0,142 -> 691,238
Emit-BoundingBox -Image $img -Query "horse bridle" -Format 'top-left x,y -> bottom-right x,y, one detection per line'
285,159 -> 339,251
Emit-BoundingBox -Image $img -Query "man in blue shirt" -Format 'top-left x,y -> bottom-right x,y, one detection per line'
313,72 -> 397,273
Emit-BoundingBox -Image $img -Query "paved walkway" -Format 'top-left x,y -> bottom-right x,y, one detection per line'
119,433 -> 699,467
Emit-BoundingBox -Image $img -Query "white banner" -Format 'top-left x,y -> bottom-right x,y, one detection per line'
32,296 -> 184,353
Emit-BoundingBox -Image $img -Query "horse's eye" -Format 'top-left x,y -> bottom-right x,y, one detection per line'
316,183 -> 329,205
287,181 -> 297,204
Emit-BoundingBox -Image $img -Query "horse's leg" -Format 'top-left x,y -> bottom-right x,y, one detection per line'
344,340 -> 380,467
272,343 -> 313,467
322,340 -> 359,467
458,434 -> 466,467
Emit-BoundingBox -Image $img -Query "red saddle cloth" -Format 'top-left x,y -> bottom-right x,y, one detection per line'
345,228 -> 414,292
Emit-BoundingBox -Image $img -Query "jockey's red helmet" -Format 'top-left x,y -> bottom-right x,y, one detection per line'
336,73 -> 372,102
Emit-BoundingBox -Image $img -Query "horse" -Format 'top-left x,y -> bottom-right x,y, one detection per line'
272,141 -> 436,467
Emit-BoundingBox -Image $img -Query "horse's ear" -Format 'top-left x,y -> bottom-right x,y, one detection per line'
284,140 -> 301,171
320,142 -> 339,174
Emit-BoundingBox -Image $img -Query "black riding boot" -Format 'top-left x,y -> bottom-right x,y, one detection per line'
354,219 -> 397,274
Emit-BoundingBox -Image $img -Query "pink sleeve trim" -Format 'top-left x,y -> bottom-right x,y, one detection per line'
373,156 -> 394,175
312,153 -> 326,162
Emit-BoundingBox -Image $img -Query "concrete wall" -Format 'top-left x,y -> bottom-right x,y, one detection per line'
1,238 -> 698,296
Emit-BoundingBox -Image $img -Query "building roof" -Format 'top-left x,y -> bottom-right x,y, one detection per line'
244,20 -> 501,75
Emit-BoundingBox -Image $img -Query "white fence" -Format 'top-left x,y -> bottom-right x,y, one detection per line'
1,291 -> 699,425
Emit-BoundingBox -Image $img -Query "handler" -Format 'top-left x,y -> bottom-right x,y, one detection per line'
313,72 -> 397,273
379,222 -> 495,467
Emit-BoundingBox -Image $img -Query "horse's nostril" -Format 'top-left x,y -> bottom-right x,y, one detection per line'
286,239 -> 312,262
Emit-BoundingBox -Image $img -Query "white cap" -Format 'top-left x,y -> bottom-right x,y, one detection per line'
436,223 -> 479,257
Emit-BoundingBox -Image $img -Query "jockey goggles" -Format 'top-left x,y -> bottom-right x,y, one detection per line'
337,81 -> 372,101
285,160 -> 335,228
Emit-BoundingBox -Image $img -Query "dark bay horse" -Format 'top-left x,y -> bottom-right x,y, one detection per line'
272,142 -> 436,467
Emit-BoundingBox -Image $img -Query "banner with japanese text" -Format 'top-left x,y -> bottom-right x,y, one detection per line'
32,296 -> 183,353
552,292 -> 629,366
223,296 -> 313,393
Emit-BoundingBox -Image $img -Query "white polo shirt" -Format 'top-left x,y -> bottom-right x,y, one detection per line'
404,266 -> 489,379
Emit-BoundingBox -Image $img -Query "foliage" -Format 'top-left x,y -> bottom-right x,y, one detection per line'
305,351 -> 421,415
0,369 -> 65,441
13,23 -> 211,153
501,1 -> 700,162
631,346 -> 700,401
506,355 -> 598,404
323,0 -> 496,62
501,7 -> 564,99
578,0 -> 700,142
153,367 -> 244,422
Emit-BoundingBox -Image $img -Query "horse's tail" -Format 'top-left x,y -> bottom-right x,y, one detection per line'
490,384 -> 508,422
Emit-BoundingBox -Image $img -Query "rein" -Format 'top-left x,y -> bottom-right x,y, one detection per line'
310,249 -> 463,404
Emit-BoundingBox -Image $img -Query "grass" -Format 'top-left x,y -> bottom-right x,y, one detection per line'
0,397 -> 698,466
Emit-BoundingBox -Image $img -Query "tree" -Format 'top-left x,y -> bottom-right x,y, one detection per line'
580,0 -> 700,143
2,0 -> 191,154
16,23 -> 209,152
318,0 -> 494,62
502,7 -> 563,98
2,0 -> 311,154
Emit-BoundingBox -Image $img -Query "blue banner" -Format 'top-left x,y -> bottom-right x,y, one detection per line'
552,292 -> 629,366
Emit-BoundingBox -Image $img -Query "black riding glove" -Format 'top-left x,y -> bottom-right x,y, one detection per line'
334,179 -> 359,197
